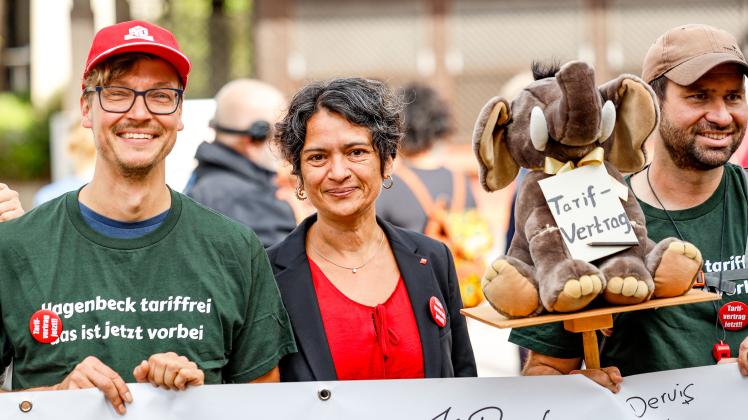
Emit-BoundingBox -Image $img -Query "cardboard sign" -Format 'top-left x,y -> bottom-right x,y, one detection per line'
538,164 -> 637,262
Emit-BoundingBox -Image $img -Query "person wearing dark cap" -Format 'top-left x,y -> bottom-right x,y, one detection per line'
510,24 -> 748,391
0,21 -> 296,413
186,79 -> 297,248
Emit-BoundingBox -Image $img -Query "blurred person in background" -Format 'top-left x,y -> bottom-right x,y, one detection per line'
268,77 -> 476,381
34,122 -> 96,206
376,82 -> 477,231
377,83 -> 491,310
185,79 -> 297,248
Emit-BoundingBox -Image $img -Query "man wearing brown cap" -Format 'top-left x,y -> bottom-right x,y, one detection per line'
510,24 -> 748,391
0,20 -> 296,413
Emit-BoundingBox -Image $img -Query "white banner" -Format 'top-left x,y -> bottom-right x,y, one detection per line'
1,364 -> 744,419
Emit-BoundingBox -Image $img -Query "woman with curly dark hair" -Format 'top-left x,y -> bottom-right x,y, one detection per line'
267,77 -> 476,382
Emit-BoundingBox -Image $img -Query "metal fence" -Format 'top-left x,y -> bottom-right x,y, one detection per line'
255,0 -> 748,143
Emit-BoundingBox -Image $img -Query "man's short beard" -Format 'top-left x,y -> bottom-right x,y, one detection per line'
118,162 -> 155,180
659,115 -> 744,171
112,145 -> 170,180
108,122 -> 171,180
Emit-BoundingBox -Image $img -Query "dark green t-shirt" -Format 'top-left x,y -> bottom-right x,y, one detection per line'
0,189 -> 297,389
509,163 -> 748,375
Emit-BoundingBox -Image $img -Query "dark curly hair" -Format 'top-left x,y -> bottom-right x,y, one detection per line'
274,77 -> 403,178
398,83 -> 453,156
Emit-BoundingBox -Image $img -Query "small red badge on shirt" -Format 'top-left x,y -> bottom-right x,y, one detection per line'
419,258 -> 428,265
29,309 -> 62,344
719,301 -> 748,331
429,296 -> 446,327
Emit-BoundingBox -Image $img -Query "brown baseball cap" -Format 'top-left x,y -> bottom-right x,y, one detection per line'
642,24 -> 748,85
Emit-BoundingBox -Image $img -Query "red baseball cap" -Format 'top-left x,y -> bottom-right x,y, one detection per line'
82,20 -> 191,89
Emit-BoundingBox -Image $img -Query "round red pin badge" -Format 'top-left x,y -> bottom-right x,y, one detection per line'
719,301 -> 748,331
429,296 -> 447,327
29,309 -> 62,344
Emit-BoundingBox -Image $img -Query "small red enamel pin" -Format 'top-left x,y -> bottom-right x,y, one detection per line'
429,296 -> 446,327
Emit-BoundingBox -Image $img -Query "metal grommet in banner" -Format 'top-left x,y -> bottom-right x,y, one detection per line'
19,400 -> 32,413
318,388 -> 331,401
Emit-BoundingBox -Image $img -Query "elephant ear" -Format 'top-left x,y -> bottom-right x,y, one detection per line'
472,97 -> 518,192
599,75 -> 659,172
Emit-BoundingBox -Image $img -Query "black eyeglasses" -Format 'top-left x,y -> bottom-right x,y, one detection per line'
85,86 -> 184,115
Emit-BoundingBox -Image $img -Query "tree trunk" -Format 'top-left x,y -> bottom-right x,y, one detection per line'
209,0 -> 230,95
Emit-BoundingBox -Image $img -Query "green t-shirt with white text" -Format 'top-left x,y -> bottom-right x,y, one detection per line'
0,189 -> 296,389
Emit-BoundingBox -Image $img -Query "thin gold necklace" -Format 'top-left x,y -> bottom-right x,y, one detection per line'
310,230 -> 385,274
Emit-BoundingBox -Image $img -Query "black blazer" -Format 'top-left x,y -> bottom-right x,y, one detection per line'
267,214 -> 477,382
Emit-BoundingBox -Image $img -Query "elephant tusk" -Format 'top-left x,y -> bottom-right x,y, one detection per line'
530,106 -> 548,151
600,100 -> 616,143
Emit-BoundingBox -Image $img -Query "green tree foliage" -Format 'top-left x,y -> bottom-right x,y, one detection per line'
160,0 -> 253,98
0,93 -> 52,180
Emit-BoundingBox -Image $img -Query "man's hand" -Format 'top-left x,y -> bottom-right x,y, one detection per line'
738,337 -> 748,376
523,350 -> 623,393
54,356 -> 132,415
132,352 -> 204,390
722,337 -> 748,375
569,366 -> 623,393
0,183 -> 24,222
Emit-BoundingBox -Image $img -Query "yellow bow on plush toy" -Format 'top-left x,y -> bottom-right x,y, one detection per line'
542,146 -> 628,201
543,146 -> 604,175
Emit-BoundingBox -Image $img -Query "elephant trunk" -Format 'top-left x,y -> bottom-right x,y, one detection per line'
547,62 -> 602,146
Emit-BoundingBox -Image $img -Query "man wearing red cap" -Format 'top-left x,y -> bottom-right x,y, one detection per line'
511,24 -> 748,391
0,20 -> 296,414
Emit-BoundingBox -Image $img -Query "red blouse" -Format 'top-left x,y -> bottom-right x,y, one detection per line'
309,258 -> 425,380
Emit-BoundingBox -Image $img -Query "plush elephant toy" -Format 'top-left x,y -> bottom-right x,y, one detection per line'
473,61 -> 703,318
